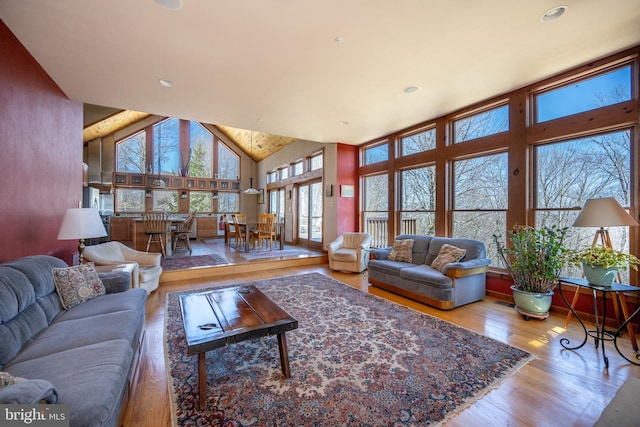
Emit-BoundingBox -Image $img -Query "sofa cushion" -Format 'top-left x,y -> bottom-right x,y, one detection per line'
368,259 -> 417,276
5,339 -> 133,427
331,248 -> 358,262
7,308 -> 143,366
399,264 -> 453,289
431,244 -> 467,272
388,239 -> 414,262
52,263 -> 105,310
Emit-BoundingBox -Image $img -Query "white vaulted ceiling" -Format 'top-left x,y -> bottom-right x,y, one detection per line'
2,1 -> 640,147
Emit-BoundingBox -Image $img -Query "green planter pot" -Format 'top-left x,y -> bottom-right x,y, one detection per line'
582,264 -> 617,287
511,285 -> 553,319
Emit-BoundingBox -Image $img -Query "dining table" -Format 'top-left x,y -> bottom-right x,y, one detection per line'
234,221 -> 285,253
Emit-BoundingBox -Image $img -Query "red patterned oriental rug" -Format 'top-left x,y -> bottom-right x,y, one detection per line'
164,273 -> 534,426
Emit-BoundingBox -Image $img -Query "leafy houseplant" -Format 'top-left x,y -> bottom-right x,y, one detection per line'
569,245 -> 640,286
494,225 -> 570,319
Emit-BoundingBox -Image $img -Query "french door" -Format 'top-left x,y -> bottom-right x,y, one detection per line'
296,180 -> 323,249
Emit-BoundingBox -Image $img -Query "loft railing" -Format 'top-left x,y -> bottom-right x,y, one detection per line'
366,218 -> 417,248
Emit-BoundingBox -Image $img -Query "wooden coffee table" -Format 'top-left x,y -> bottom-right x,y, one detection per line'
179,285 -> 298,409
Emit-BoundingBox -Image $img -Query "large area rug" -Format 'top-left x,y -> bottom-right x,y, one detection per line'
161,254 -> 228,271
165,273 -> 534,426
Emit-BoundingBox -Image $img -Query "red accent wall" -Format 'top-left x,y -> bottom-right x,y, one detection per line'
336,143 -> 359,234
0,20 -> 82,264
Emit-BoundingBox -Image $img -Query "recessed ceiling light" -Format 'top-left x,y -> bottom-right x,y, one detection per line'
335,37 -> 345,44
541,5 -> 568,22
155,0 -> 183,10
159,79 -> 174,87
404,86 -> 420,94
339,121 -> 349,125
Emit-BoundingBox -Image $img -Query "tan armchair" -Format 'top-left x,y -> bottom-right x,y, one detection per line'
83,241 -> 163,293
328,232 -> 372,273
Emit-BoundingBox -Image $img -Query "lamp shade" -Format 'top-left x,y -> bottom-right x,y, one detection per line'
573,197 -> 638,228
57,208 -> 107,240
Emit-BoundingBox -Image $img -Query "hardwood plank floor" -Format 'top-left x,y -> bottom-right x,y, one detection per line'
123,240 -> 640,426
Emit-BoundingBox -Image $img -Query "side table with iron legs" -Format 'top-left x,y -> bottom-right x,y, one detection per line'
558,277 -> 640,369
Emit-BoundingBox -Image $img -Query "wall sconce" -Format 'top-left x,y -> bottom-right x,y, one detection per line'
325,184 -> 333,197
145,189 -> 152,198
181,191 -> 188,199
213,191 -> 219,199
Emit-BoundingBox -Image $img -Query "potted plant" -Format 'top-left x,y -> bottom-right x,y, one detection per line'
569,245 -> 640,286
494,225 -> 570,319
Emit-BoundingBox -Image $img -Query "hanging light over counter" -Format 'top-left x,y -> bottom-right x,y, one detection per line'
243,130 -> 260,195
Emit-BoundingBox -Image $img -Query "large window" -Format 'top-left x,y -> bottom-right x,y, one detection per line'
217,141 -> 239,180
189,122 -> 213,178
152,190 -> 178,212
153,118 -> 180,176
535,65 -> 632,123
115,189 -> 145,212
399,166 -> 435,235
362,142 -> 388,165
116,131 -> 145,173
189,191 -> 213,213
217,192 -> 239,213
452,152 -> 508,263
453,104 -> 508,143
399,128 -> 436,156
362,174 -> 389,247
535,130 -> 632,277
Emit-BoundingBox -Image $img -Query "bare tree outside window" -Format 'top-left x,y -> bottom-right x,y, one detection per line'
400,166 -> 435,235
453,153 -> 508,263
454,105 -> 508,143
116,132 -> 145,173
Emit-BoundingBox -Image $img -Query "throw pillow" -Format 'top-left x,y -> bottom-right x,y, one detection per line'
431,244 -> 467,272
387,239 -> 414,263
52,262 -> 106,310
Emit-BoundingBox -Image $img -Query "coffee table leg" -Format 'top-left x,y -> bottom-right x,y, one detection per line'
277,332 -> 291,378
198,352 -> 206,410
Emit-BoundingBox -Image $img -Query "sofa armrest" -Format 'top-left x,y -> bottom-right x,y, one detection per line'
443,258 -> 491,277
98,271 -> 132,293
0,379 -> 58,404
369,248 -> 391,260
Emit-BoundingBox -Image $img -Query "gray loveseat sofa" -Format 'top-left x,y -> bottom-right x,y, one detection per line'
368,235 -> 491,309
0,255 -> 147,427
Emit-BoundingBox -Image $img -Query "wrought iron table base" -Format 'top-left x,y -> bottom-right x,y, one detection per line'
558,278 -> 640,369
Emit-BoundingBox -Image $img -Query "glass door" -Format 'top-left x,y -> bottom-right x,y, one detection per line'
296,180 -> 323,249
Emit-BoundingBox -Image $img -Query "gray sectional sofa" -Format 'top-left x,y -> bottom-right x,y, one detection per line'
368,234 -> 491,309
0,255 -> 147,427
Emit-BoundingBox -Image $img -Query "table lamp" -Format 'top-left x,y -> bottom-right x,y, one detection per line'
573,197 -> 638,248
57,208 -> 107,264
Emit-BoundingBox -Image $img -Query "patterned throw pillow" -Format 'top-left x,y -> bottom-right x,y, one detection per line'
431,244 -> 467,272
52,262 -> 105,310
387,239 -> 414,263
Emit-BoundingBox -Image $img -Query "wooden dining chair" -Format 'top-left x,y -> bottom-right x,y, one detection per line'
143,211 -> 170,257
231,214 -> 247,248
172,210 -> 196,254
253,213 -> 276,251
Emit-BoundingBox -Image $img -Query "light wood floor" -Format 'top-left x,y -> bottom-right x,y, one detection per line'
123,242 -> 640,427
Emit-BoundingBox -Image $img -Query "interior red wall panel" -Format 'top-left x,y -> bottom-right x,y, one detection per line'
336,143 -> 359,234
0,20 -> 82,264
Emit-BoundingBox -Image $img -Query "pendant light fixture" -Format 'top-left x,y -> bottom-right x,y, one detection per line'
243,130 -> 260,195
153,120 -> 166,189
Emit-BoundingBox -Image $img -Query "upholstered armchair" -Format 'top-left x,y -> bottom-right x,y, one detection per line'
83,241 -> 162,293
328,232 -> 372,273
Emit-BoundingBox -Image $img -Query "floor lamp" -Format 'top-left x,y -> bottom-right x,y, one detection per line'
565,197 -> 638,349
